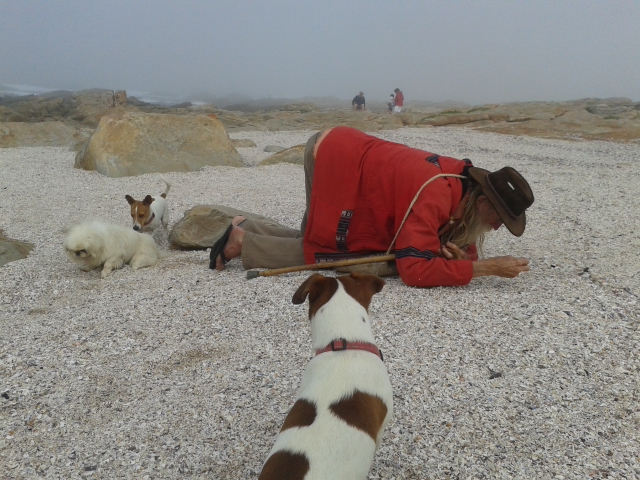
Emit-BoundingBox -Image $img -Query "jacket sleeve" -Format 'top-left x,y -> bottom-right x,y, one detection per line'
465,244 -> 478,261
394,192 -> 474,287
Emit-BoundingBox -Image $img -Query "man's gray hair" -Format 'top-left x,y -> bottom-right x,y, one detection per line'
440,185 -> 491,255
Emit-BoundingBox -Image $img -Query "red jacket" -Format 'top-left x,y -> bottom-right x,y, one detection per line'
303,127 -> 476,287
394,91 -> 404,107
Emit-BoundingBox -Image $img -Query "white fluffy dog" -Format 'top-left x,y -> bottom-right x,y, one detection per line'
64,221 -> 167,278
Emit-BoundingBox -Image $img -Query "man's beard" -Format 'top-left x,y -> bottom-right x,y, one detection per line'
463,213 -> 493,247
442,212 -> 493,254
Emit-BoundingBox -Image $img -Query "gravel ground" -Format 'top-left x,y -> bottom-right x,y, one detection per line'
1,127 -> 639,479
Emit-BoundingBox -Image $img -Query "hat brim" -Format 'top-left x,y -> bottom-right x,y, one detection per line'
467,167 -> 526,237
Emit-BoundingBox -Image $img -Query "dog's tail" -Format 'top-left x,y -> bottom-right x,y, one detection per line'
159,176 -> 171,198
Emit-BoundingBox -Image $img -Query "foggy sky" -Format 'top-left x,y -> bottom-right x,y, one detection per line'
1,0 -> 639,105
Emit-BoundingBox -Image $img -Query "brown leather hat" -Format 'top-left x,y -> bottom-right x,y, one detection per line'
467,166 -> 534,236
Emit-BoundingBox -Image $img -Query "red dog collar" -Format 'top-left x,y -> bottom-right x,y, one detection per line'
143,213 -> 156,226
315,338 -> 384,362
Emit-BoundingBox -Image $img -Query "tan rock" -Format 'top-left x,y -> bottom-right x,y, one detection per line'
506,115 -> 532,123
0,122 -> 89,149
6,96 -> 72,121
487,113 -> 510,122
258,145 -> 305,166
70,90 -> 138,127
279,103 -> 317,113
429,114 -> 490,126
114,90 -> 127,106
0,106 -> 28,122
551,109 -> 598,125
71,89 -> 115,122
170,205 -> 285,250
74,111 -> 244,177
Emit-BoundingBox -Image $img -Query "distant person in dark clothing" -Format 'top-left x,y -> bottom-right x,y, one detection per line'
352,92 -> 366,111
393,88 -> 404,113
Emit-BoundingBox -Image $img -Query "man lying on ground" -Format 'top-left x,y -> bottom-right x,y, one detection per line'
210,127 -> 534,288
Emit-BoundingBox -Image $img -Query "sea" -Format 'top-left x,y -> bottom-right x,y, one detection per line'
0,83 -> 200,106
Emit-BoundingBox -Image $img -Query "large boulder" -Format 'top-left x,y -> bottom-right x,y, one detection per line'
258,144 -> 305,166
74,111 -> 244,177
170,205 -> 285,250
0,122 -> 90,149
0,231 -> 34,267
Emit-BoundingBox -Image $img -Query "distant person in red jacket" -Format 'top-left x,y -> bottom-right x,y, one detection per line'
211,127 -> 534,288
393,88 -> 404,113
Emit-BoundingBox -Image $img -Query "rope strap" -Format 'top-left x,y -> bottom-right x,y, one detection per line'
386,174 -> 467,254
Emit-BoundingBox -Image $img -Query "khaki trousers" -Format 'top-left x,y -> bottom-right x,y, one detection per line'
240,132 -> 320,269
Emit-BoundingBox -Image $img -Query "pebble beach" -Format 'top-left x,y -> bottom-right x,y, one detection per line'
1,126 -> 639,478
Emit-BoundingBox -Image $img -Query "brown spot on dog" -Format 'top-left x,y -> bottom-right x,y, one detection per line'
259,451 -> 310,480
292,273 -> 338,319
338,272 -> 386,312
329,390 -> 388,441
280,399 -> 317,432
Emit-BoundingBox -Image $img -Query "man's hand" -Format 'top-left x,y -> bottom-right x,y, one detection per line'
437,242 -> 468,260
472,256 -> 530,279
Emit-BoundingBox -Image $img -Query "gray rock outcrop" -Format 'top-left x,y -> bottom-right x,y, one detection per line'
170,205 -> 285,250
263,145 -> 285,153
0,231 -> 34,267
231,139 -> 257,148
0,122 -> 90,149
3,96 -> 73,121
74,111 -> 244,177
71,89 -> 117,123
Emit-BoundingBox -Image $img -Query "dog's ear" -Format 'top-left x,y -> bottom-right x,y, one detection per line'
293,273 -> 336,305
349,272 -> 386,295
125,195 -> 136,205
338,273 -> 386,312
143,195 -> 154,205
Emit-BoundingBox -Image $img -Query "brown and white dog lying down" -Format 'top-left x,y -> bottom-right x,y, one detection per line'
258,272 -> 393,480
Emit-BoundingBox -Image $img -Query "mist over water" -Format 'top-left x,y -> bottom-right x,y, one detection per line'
1,1 -> 639,105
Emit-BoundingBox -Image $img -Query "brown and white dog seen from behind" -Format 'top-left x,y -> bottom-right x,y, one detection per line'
125,177 -> 171,238
258,272 -> 393,480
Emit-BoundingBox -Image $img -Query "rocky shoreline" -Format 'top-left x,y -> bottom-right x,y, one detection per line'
1,89 -> 640,150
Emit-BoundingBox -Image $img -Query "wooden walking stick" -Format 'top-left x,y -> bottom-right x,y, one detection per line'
246,254 -> 396,279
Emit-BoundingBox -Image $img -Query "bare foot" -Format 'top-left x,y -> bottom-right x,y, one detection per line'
231,215 -> 246,227
216,226 -> 245,270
